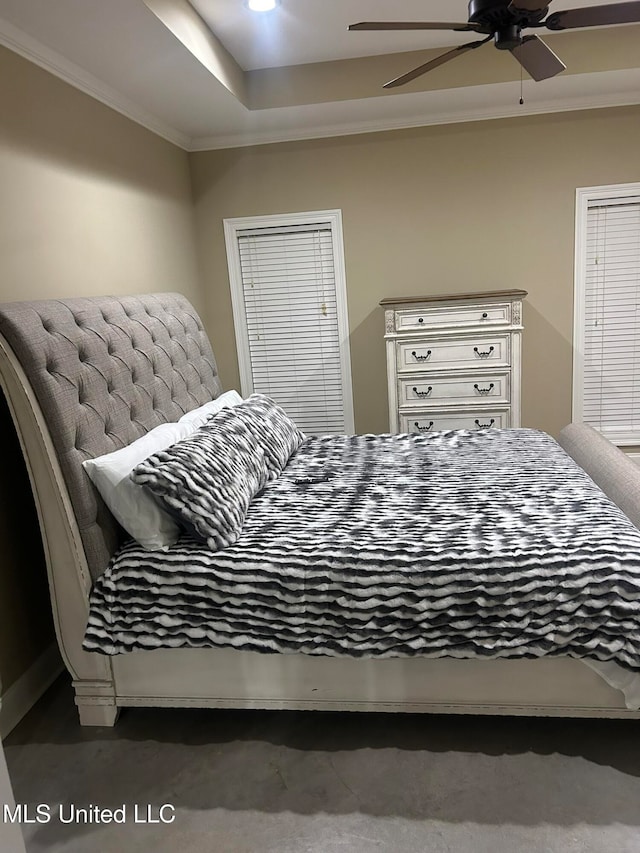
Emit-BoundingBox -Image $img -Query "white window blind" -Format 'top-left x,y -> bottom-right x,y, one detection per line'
583,196 -> 640,443
224,211 -> 354,435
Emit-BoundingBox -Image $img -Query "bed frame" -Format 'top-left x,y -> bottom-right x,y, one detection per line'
1,292 -> 640,726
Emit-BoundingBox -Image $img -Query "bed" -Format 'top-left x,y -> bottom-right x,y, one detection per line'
1,291 -> 640,726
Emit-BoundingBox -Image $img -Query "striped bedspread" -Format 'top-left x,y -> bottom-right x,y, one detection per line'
83,428 -> 640,670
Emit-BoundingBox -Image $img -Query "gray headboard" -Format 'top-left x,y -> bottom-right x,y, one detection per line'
0,293 -> 223,581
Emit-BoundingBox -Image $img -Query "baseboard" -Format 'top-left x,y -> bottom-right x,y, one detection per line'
626,452 -> 640,466
0,644 -> 63,737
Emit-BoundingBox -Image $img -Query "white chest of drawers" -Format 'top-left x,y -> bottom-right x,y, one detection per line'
381,290 -> 526,434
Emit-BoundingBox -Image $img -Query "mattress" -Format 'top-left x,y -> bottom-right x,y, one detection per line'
83,428 -> 640,671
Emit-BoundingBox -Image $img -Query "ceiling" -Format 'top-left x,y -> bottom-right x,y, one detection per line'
0,0 -> 638,151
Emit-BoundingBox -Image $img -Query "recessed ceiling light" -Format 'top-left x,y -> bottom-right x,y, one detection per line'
246,0 -> 279,11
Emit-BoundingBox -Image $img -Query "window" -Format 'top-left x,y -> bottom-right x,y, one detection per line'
224,210 -> 354,434
573,184 -> 640,446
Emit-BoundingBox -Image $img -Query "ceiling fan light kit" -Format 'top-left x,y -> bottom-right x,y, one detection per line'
349,0 -> 640,87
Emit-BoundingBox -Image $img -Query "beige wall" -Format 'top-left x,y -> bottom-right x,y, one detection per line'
0,47 -> 201,307
190,105 -> 640,438
0,45 -> 202,693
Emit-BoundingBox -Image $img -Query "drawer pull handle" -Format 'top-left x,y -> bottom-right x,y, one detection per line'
474,346 -> 495,359
415,421 -> 434,432
474,383 -> 495,396
475,418 -> 496,429
412,386 -> 433,398
411,350 -> 432,362
481,312 -> 488,319
418,317 -> 424,324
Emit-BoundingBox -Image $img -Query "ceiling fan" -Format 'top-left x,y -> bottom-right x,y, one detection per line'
349,1 -> 640,87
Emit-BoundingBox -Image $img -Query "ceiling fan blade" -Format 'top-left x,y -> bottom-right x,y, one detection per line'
348,21 -> 481,33
545,1 -> 640,30
510,34 -> 566,80
508,1 -> 551,12
383,37 -> 492,89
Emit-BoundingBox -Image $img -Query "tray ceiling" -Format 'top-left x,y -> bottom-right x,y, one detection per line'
0,0 -> 638,150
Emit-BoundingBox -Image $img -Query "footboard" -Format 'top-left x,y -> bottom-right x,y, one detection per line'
558,423 -> 640,530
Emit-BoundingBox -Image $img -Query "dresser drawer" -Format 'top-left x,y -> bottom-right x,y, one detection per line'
383,290 -> 525,433
397,335 -> 510,373
400,409 -> 511,434
398,371 -> 510,408
395,302 -> 511,333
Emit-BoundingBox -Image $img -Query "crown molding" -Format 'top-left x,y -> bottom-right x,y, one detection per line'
0,15 -> 191,150
188,77 -> 640,151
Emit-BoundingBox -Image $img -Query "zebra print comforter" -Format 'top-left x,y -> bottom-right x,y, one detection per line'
83,428 -> 640,670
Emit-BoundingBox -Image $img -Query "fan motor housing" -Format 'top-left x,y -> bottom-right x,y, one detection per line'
468,0 -> 548,31
494,24 -> 522,49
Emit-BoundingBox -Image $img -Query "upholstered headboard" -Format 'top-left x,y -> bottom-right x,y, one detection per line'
0,293 -> 223,582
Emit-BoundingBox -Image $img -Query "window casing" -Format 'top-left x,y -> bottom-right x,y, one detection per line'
573,183 -> 640,445
224,210 -> 354,434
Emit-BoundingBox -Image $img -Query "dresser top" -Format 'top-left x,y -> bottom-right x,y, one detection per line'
380,289 -> 528,307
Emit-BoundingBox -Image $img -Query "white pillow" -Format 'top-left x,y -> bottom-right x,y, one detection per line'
82,391 -> 243,550
178,390 -> 243,429
82,421 -> 194,551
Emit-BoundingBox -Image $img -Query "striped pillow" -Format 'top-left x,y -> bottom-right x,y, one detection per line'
231,393 -> 305,478
131,410 -> 267,551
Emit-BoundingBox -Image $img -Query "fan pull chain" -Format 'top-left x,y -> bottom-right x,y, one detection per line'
520,64 -> 524,105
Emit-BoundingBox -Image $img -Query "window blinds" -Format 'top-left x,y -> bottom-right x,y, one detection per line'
583,197 -> 640,443
236,222 -> 348,434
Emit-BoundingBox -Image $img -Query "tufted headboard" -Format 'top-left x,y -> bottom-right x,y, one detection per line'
0,293 -> 223,582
